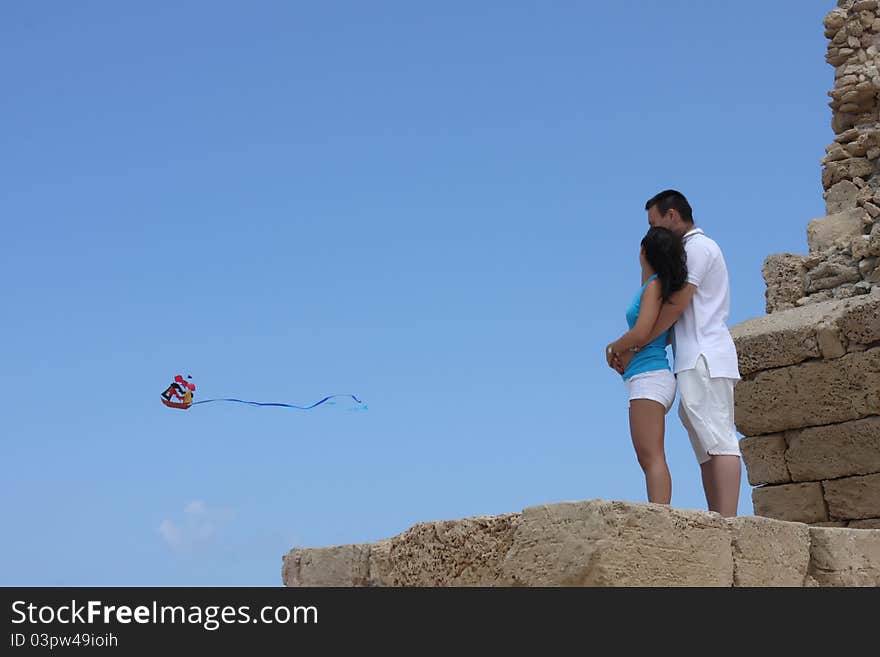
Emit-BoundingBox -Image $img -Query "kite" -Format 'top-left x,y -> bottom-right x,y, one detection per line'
159,374 -> 367,411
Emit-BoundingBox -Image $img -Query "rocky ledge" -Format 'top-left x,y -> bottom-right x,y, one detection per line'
282,499 -> 880,587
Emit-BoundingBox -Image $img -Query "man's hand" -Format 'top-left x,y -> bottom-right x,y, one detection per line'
605,343 -> 616,368
612,350 -> 634,375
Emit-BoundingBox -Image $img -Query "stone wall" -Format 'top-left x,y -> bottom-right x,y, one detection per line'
282,499 -> 880,586
730,290 -> 880,526
763,0 -> 880,314
732,2 -> 880,526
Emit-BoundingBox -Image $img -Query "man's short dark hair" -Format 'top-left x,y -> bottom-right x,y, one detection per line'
645,189 -> 694,224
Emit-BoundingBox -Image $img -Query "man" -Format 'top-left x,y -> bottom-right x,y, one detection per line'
610,190 -> 742,517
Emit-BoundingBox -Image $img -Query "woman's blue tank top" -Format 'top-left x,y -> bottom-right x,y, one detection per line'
622,274 -> 671,381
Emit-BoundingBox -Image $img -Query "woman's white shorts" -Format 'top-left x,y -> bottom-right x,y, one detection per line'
625,369 -> 676,412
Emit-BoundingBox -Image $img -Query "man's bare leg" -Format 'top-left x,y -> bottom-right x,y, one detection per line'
700,455 -> 741,517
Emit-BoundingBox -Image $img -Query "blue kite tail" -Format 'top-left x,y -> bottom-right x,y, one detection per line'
190,394 -> 364,410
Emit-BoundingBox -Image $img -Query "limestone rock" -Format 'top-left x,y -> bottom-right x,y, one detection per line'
863,200 -> 880,216
730,302 -> 821,375
752,482 -> 828,524
282,499 -> 880,587
826,179 -> 861,213
807,208 -> 869,251
760,253 -> 808,314
735,348 -> 880,436
825,9 -> 847,38
282,543 -> 372,587
821,157 -> 874,188
849,518 -> 880,528
498,501 -> 733,586
729,516 -> 810,586
835,127 -> 860,143
817,319 -> 848,357
731,294 -> 880,375
824,473 -> 880,520
807,262 -> 862,292
740,434 -> 790,486
785,416 -> 880,481
851,223 -> 880,259
368,514 -> 519,586
836,287 -> 880,343
807,526 -> 880,585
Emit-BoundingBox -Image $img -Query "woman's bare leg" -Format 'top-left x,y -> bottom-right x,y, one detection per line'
629,399 -> 672,504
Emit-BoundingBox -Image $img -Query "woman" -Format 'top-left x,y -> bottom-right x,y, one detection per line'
605,226 -> 687,505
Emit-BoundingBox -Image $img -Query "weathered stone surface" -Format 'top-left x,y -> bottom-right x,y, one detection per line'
822,158 -> 874,189
752,482 -> 828,524
824,9 -> 847,38
807,261 -> 862,292
826,179 -> 861,213
735,348 -> 880,436
731,303 -> 823,375
760,254 -> 808,314
863,201 -> 880,217
824,141 -> 852,162
835,127 -> 860,143
367,514 -> 519,586
498,500 -> 732,586
786,416 -> 880,481
851,223 -> 880,260
282,543 -> 372,587
729,516 -> 810,586
824,473 -> 880,520
807,526 -> 880,585
849,518 -> 880,528
816,319 -> 847,357
808,208 -> 869,252
837,288 -> 880,343
731,294 -> 880,377
283,499 -> 880,587
740,434 -> 791,485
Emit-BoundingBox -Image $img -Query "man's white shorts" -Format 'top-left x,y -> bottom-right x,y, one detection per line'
677,355 -> 741,464
625,369 -> 676,412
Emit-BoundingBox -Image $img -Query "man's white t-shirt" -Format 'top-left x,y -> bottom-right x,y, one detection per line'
672,227 -> 740,380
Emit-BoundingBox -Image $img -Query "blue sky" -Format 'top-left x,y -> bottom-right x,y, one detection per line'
2,1 -> 833,585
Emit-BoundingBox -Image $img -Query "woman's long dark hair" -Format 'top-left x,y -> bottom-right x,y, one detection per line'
641,227 -> 688,303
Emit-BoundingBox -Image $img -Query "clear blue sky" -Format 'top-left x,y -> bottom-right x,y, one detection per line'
2,1 -> 833,585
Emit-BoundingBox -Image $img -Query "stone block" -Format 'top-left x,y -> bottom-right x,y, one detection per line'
752,482 -> 828,524
367,514 -> 519,586
786,416 -> 880,481
807,526 -> 880,585
849,518 -> 880,528
282,543 -> 371,586
729,516 -> 810,586
735,348 -> 880,436
499,500 -> 733,586
826,179 -> 860,213
731,302 -> 821,376
807,208 -> 869,252
760,254 -> 808,314
824,473 -> 880,520
740,434 -> 791,485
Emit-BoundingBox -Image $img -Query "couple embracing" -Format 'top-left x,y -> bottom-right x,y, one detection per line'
606,190 -> 741,517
